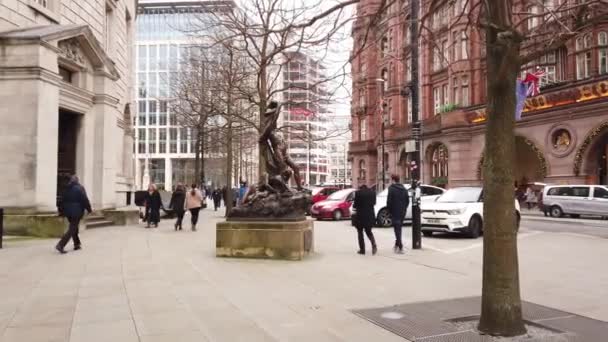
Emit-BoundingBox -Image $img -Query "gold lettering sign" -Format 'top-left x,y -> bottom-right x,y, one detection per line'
469,80 -> 608,124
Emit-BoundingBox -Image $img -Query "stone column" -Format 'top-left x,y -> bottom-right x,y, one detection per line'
165,157 -> 173,191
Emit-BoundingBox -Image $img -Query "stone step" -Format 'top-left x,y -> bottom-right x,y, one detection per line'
86,215 -> 106,222
86,220 -> 115,229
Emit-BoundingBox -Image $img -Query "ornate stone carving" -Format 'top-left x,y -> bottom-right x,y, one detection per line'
58,39 -> 85,65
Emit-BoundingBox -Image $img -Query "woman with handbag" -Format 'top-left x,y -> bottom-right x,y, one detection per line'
185,184 -> 204,231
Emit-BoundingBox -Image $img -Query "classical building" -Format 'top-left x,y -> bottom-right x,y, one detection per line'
280,51 -> 331,186
0,0 -> 136,221
349,0 -> 608,189
134,0 -> 244,190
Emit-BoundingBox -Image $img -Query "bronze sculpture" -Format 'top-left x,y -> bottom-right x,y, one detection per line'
228,101 -> 311,220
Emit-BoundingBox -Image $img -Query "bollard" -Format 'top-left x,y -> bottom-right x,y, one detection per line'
0,208 -> 3,249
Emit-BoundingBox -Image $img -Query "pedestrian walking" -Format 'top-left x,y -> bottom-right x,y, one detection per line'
387,174 -> 409,254
525,186 -> 537,210
212,187 -> 222,211
237,181 -> 249,205
169,183 -> 186,231
186,184 -> 204,231
144,184 -> 162,228
353,184 -> 377,255
56,175 -> 92,254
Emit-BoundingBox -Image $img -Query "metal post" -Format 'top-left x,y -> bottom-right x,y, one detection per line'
0,208 -> 4,249
381,117 -> 386,190
410,0 -> 422,249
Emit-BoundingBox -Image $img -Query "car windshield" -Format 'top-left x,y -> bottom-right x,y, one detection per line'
327,189 -> 352,200
436,187 -> 482,203
311,188 -> 323,196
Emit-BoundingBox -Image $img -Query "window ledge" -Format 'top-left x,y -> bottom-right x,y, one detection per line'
28,0 -> 60,24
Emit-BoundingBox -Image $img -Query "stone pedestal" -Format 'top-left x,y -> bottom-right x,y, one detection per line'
102,208 -> 140,226
216,219 -> 314,261
4,213 -> 67,238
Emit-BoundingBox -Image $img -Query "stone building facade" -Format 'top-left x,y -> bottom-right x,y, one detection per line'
0,0 -> 136,218
349,0 -> 608,190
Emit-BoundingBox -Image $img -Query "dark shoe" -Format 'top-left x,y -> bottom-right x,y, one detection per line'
357,250 -> 365,255
396,247 -> 405,255
372,246 -> 378,255
74,245 -> 82,251
174,223 -> 178,231
55,245 -> 67,254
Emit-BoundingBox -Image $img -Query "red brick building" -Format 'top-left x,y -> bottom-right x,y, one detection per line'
349,0 -> 608,190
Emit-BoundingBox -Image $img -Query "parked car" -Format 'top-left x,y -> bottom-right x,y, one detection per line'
420,187 -> 521,238
541,184 -> 608,218
311,188 -> 355,221
311,186 -> 341,204
374,184 -> 445,227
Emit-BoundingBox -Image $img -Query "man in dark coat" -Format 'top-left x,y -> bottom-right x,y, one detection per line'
56,175 -> 92,254
144,184 -> 162,228
169,183 -> 186,231
353,184 -> 377,255
387,174 -> 409,254
212,188 -> 222,211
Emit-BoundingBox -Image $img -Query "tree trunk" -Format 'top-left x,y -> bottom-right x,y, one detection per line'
258,63 -> 268,182
225,119 -> 233,215
200,129 -> 206,186
194,131 -> 201,187
478,1 -> 526,336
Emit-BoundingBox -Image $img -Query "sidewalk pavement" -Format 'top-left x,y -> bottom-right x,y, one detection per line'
521,208 -> 608,227
0,209 -> 607,342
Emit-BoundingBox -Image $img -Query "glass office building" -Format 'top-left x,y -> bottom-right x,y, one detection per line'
134,0 -> 234,190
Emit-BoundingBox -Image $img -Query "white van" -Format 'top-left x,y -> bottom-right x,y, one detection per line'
542,185 -> 608,218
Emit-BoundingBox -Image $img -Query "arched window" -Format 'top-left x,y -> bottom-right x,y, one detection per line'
431,144 -> 449,178
359,159 -> 367,181
381,68 -> 389,92
599,32 -> 608,75
576,34 -> 592,79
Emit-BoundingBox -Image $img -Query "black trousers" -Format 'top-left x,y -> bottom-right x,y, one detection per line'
190,207 -> 201,225
175,210 -> 185,228
393,218 -> 403,249
57,216 -> 81,249
356,226 -> 376,252
213,199 -> 221,211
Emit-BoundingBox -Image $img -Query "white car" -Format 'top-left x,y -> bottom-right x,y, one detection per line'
374,184 -> 445,227
421,187 -> 521,238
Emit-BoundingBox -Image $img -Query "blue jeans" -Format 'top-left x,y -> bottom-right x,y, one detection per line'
392,217 -> 403,249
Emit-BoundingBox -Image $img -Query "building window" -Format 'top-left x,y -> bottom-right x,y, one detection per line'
461,76 -> 470,106
433,87 -> 441,114
441,40 -> 449,67
169,128 -> 178,153
148,128 -> 157,154
159,129 -> 167,154
599,32 -> 608,75
148,100 -> 157,125
359,89 -> 366,107
36,0 -> 48,7
381,68 -> 388,93
442,84 -> 449,107
451,31 -> 459,61
452,77 -> 460,105
405,56 -> 411,81
138,128 -> 146,154
461,31 -> 468,59
138,46 -> 147,72
388,99 -> 394,124
138,101 -> 146,126
388,29 -> 394,52
380,36 -> 388,58
58,66 -> 73,83
180,128 -> 188,153
433,45 -> 441,71
576,34 -> 592,79
431,144 -> 449,179
359,160 -> 366,181
528,6 -> 540,30
360,117 -> 367,140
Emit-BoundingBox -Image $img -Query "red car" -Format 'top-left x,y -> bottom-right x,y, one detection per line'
311,186 -> 341,204
310,188 -> 355,221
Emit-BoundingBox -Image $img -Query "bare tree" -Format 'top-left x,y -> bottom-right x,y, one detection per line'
418,0 -> 608,336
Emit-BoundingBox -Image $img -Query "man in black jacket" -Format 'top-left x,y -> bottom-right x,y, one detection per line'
387,174 -> 409,254
353,185 -> 377,255
56,175 -> 92,254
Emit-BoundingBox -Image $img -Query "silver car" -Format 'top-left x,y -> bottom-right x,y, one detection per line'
542,185 -> 608,218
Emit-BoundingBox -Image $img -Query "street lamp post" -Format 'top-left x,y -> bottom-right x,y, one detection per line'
409,0 -> 422,249
376,78 -> 387,191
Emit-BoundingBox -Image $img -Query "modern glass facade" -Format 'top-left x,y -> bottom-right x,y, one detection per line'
134,0 -> 233,190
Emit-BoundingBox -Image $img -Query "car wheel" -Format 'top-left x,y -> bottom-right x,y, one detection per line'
422,231 -> 433,237
376,208 -> 392,227
332,210 -> 342,221
467,216 -> 482,239
550,206 -> 563,218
